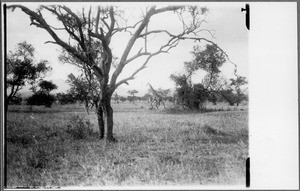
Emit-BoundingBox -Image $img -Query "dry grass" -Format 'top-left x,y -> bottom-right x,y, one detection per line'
6,102 -> 248,187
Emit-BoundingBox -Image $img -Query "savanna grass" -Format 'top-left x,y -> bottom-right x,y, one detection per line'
6,103 -> 248,187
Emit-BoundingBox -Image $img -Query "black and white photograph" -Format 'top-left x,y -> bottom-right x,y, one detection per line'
1,1 -> 298,189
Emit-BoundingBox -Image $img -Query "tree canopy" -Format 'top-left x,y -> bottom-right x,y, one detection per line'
6,41 -> 51,109
27,80 -> 57,107
171,44 -> 240,109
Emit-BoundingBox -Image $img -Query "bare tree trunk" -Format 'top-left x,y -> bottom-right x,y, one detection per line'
84,100 -> 90,115
103,98 -> 116,142
97,91 -> 116,142
96,105 -> 105,139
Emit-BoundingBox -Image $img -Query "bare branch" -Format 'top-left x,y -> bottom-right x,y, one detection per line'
112,20 -> 143,36
123,49 -> 150,65
106,7 -> 115,42
101,18 -> 110,31
60,6 -> 86,51
196,29 -> 216,39
139,29 -> 172,38
8,5 -> 104,79
177,36 -> 238,73
153,6 -> 184,14
144,23 -> 148,52
41,6 -> 83,49
95,6 -> 100,34
48,25 -> 66,30
114,37 -> 179,89
110,6 -> 157,87
114,56 -> 150,89
44,41 -> 57,45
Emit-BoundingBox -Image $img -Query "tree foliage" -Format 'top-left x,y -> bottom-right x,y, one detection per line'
127,89 -> 138,96
8,94 -> 23,105
38,80 -> 57,93
56,92 -> 77,105
127,89 -> 138,103
27,93 -> 56,107
220,76 -> 248,106
27,80 -> 57,107
6,41 -> 51,109
185,44 -> 226,75
66,73 -> 100,114
171,44 -> 226,109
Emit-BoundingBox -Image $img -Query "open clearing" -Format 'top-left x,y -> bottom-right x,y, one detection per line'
6,102 -> 248,187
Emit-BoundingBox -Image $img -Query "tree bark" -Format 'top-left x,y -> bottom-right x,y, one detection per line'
103,98 -> 116,142
96,105 -> 105,139
97,91 -> 116,142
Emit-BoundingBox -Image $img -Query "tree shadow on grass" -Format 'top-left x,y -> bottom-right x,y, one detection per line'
202,125 -> 248,144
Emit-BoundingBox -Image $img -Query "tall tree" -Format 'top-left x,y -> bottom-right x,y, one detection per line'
8,4 -> 233,142
6,41 -> 51,111
171,44 -> 227,109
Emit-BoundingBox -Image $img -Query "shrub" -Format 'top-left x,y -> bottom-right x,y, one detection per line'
9,95 -> 23,105
66,115 -> 96,140
27,92 -> 55,107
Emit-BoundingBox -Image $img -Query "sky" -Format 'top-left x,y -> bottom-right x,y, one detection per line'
6,2 -> 248,96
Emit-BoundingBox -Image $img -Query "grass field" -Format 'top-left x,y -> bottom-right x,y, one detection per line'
6,102 -> 248,188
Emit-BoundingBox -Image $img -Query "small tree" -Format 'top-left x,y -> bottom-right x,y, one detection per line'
6,41 -> 51,111
219,76 -> 248,106
127,90 -> 138,104
27,80 -> 57,107
66,73 -> 99,114
229,76 -> 248,106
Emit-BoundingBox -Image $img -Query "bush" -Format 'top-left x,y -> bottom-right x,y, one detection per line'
27,92 -> 55,107
66,115 -> 96,140
9,95 -> 23,105
56,92 -> 77,105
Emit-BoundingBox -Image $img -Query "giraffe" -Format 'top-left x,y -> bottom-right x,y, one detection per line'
146,83 -> 166,110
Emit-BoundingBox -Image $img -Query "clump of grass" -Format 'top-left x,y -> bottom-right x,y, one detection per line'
6,117 -> 38,148
201,124 -> 248,144
163,105 -> 232,115
202,125 -> 229,136
66,115 -> 97,140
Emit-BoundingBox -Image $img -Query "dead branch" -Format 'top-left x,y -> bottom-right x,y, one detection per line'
7,5 -> 104,79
